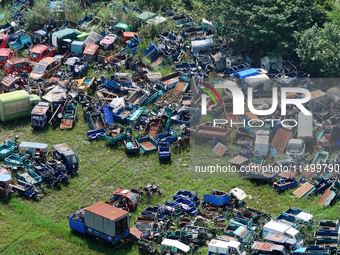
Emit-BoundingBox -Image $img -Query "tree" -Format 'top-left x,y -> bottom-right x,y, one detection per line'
296,22 -> 340,77
203,0 -> 325,56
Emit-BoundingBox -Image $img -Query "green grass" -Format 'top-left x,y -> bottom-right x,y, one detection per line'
0,107 -> 339,255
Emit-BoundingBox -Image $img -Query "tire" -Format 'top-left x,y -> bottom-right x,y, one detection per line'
56,182 -> 62,190
35,195 -> 41,202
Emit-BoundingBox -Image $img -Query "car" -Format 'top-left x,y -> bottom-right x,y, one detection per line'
27,44 -> 56,62
3,58 -> 34,74
0,48 -> 15,67
29,57 -> 61,79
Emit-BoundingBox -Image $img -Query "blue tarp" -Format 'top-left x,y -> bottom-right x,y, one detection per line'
235,68 -> 259,78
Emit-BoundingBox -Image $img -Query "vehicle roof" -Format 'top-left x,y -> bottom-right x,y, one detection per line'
39,57 -> 58,65
251,241 -> 276,251
84,43 -> 99,55
31,104 -> 49,115
114,188 -> 133,197
161,238 -> 190,253
39,57 -> 57,65
265,220 -> 292,232
7,58 -> 28,64
0,90 -> 29,104
208,239 -> 240,249
123,32 -> 138,37
53,143 -> 71,152
30,44 -> 50,53
19,142 -> 48,150
0,33 -> 9,39
85,201 -> 129,221
0,48 -> 12,55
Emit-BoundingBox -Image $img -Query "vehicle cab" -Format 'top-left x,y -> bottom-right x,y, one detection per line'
0,48 -> 15,67
27,44 -> 56,62
286,139 -> 306,158
0,33 -> 9,48
208,239 -> 246,255
109,188 -> 138,212
30,57 -> 61,79
31,102 -> 52,128
122,32 -> 139,44
52,143 -> 78,174
4,58 -> 34,74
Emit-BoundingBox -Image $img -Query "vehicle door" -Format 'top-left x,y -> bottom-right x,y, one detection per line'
23,61 -> 33,72
14,62 -> 23,73
50,61 -> 59,73
69,214 -> 86,234
41,49 -> 48,60
47,47 -> 55,57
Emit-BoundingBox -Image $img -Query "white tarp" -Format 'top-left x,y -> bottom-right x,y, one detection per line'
161,238 -> 190,253
109,97 -> 125,113
146,16 -> 167,25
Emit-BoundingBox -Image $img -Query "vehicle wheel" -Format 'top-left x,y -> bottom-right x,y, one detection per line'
35,195 -> 41,202
56,182 -> 62,190
64,178 -> 69,186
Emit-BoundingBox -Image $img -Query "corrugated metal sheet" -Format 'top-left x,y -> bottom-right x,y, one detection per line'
84,202 -> 129,237
271,128 -> 293,155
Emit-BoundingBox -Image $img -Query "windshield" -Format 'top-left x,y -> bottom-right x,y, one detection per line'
0,56 -> 7,62
4,62 -> 11,69
67,155 -> 78,164
238,245 -> 245,254
294,233 -> 302,241
32,64 -> 46,74
28,52 -> 40,59
287,143 -> 302,153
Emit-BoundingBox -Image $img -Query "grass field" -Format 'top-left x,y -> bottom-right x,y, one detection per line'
0,107 -> 339,255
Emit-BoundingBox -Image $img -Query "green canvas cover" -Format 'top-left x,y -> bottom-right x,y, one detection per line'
114,21 -> 131,32
52,28 -> 81,45
137,12 -> 156,22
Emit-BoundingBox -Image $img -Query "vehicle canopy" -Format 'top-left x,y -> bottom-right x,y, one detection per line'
208,239 -> 245,255
83,43 -> 99,56
230,188 -> 247,201
190,38 -> 214,57
161,238 -> 190,253
137,11 -> 156,22
287,139 -> 305,153
0,90 -> 31,121
0,168 -> 12,183
19,142 -> 48,152
114,21 -> 131,32
52,28 -> 81,46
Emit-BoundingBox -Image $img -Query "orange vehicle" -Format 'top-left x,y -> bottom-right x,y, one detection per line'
0,48 -> 15,67
27,44 -> 56,62
30,57 -> 61,79
122,32 -> 139,44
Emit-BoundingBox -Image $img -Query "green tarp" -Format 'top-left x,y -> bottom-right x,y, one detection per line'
114,21 -> 131,32
52,28 -> 81,46
137,12 -> 156,22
